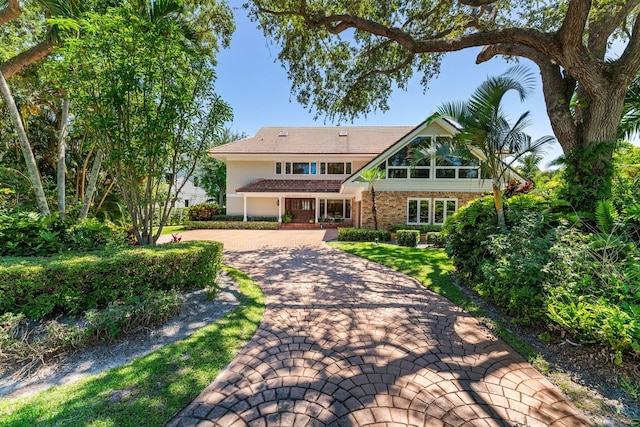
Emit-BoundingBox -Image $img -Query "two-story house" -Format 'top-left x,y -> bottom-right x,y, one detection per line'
209,118 -> 519,229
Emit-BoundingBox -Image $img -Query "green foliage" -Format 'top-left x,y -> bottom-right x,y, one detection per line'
338,228 -> 390,242
185,202 -> 221,221
442,195 -> 499,280
54,3 -> 233,245
389,224 -> 442,233
0,212 -> 128,256
595,200 -> 620,234
0,241 -> 222,319
282,210 -> 293,223
184,220 -> 279,230
559,141 -> 616,212
396,229 -> 419,247
424,231 -> 445,247
478,214 -> 553,324
0,265 -> 264,427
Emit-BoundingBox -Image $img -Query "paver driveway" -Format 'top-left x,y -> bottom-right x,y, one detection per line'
167,230 -> 591,426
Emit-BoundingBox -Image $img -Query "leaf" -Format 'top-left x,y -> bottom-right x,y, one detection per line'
595,200 -> 619,234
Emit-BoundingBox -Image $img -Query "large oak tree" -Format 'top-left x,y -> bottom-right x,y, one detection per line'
248,0 -> 640,209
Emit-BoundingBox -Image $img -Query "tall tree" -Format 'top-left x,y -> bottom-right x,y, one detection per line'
415,66 -> 554,231
197,128 -> 247,207
359,167 -> 385,230
58,1 -> 233,244
248,0 -> 640,211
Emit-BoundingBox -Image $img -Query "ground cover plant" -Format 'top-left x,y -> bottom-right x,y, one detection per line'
0,266 -> 265,427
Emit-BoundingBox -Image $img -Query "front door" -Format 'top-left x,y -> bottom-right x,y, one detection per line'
285,198 -> 315,223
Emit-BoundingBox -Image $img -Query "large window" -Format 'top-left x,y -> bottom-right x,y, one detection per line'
380,135 -> 481,180
407,198 -> 458,225
320,162 -> 352,175
275,161 -> 317,175
407,199 -> 431,225
319,199 -> 351,219
433,199 -> 457,225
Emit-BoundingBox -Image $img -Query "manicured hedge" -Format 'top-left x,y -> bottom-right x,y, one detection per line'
184,221 -> 279,230
424,231 -> 446,247
338,228 -> 391,242
397,230 -> 419,247
192,215 -> 278,222
0,241 -> 222,319
388,224 -> 442,233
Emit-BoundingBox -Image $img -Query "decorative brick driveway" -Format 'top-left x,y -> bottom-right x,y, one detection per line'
167,230 -> 591,426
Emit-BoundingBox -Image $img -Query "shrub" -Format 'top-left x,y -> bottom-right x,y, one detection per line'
185,203 -> 220,221
477,213 -> 553,324
0,212 -> 128,257
338,228 -> 390,242
388,224 -> 442,233
184,221 -> 279,230
424,231 -> 445,247
396,230 -> 419,247
442,196 -> 499,281
0,241 -> 222,319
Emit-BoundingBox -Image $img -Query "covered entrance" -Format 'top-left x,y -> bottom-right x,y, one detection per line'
285,198 -> 316,223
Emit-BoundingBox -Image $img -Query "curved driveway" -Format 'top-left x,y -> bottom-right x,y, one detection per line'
167,230 -> 591,426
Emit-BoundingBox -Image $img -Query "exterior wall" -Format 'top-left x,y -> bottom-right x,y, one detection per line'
360,190 -> 484,230
225,195 -> 278,217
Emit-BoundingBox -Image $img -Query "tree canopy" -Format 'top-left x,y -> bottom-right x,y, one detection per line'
248,0 -> 640,210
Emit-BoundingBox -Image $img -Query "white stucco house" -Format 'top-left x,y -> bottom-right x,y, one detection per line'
209,118 -> 522,229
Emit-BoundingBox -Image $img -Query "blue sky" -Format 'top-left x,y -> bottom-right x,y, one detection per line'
214,6 -> 563,168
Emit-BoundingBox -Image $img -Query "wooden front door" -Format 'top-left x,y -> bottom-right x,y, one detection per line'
285,198 -> 315,223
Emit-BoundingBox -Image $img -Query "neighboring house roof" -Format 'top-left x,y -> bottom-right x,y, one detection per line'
210,126 -> 416,155
236,179 -> 342,193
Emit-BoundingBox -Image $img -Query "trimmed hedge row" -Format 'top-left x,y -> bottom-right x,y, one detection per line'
388,224 -> 442,233
397,230 -> 420,247
338,228 -> 391,242
184,221 -> 279,230
0,241 -> 222,320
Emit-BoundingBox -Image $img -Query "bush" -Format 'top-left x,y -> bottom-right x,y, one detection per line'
0,241 -> 222,319
185,203 -> 220,221
424,231 -> 445,247
388,224 -> 442,233
0,212 -> 128,257
396,230 -> 419,247
338,228 -> 390,242
477,214 -> 553,324
184,221 -> 279,230
443,196 -> 499,280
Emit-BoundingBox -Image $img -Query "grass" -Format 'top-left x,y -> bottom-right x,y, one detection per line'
0,265 -> 264,427
158,225 -> 185,235
329,242 -> 537,361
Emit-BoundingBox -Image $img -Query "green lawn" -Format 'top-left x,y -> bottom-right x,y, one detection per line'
329,242 -> 535,359
0,266 -> 264,427
158,225 -> 185,235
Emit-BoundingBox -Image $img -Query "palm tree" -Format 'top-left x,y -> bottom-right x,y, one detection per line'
360,167 -> 385,230
620,74 -> 640,140
415,66 -> 555,231
516,151 -> 545,182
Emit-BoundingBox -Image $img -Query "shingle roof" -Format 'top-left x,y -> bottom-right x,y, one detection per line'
236,179 -> 342,193
211,126 -> 416,155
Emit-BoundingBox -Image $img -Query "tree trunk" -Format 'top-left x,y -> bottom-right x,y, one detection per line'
371,186 -> 378,230
0,70 -> 50,215
492,181 -> 506,232
78,149 -> 103,220
57,97 -> 70,219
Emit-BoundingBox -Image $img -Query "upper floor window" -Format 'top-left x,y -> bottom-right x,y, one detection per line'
320,162 -> 352,175
275,161 -> 317,175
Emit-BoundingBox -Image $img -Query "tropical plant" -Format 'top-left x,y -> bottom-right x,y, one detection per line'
56,1 -> 233,245
359,167 -> 385,230
414,66 -> 555,230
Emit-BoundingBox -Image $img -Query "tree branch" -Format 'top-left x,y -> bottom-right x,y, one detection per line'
557,0 -> 590,48
0,40 -> 54,79
587,0 -> 640,58
617,11 -> 640,85
0,0 -> 20,26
